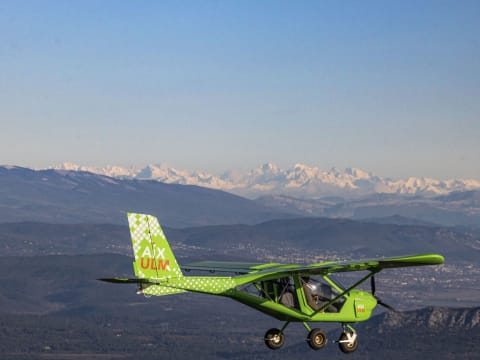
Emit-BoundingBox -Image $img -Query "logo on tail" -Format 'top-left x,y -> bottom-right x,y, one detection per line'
128,213 -> 183,279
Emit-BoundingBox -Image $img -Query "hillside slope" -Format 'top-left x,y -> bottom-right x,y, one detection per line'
0,166 -> 290,227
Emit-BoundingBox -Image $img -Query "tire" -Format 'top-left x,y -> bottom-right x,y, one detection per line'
264,328 -> 285,350
338,332 -> 358,354
307,328 -> 327,350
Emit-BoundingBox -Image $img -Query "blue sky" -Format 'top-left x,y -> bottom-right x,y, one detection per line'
1,0 -> 479,179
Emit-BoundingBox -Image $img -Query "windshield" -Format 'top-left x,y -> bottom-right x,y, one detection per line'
302,276 -> 345,312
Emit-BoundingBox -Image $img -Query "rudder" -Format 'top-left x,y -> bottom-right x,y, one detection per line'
128,213 -> 183,279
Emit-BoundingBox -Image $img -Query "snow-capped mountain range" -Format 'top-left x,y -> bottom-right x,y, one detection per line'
49,162 -> 480,199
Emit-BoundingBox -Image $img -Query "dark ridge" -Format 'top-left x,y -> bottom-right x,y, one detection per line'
0,166 -> 292,227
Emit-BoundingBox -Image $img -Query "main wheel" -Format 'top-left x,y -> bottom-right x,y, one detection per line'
264,328 -> 285,350
307,328 -> 327,350
338,332 -> 358,354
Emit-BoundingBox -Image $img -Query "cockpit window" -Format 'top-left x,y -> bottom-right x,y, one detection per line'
301,276 -> 344,312
239,276 -> 299,309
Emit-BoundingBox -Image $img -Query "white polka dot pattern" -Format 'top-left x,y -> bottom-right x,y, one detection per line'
143,277 -> 236,296
127,213 -> 236,298
128,212 -> 182,279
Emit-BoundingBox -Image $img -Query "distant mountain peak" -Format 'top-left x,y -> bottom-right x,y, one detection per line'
345,167 -> 371,179
261,162 -> 279,171
45,162 -> 480,199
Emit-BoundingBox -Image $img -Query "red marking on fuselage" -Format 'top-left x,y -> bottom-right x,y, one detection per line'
140,258 -> 170,271
356,305 -> 366,313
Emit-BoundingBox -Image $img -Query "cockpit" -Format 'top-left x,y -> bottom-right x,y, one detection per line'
301,276 -> 344,312
240,274 -> 345,313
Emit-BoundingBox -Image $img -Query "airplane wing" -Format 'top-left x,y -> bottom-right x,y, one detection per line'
181,261 -> 283,274
103,254 -> 443,283
307,253 -> 445,273
234,254 -> 444,283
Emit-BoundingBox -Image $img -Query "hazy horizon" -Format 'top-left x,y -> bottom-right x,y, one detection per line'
1,1 -> 479,179
3,160 -> 480,184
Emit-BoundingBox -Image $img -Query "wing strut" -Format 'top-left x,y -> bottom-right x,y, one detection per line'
313,270 -> 379,316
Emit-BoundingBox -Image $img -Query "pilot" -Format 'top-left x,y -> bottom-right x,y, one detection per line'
302,277 -> 338,312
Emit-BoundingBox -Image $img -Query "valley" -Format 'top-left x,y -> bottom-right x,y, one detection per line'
0,167 -> 478,359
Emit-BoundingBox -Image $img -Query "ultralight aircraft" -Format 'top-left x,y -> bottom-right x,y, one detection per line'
100,213 -> 444,353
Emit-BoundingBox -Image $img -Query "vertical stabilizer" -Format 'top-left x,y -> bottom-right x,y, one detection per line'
128,213 -> 183,279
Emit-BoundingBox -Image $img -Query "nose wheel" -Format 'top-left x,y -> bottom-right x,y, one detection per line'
337,324 -> 358,353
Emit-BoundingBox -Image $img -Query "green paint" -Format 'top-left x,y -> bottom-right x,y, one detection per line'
100,213 -> 444,351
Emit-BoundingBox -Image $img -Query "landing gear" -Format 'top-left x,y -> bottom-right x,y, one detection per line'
263,323 -> 358,353
307,328 -> 327,350
264,328 -> 285,350
338,324 -> 358,354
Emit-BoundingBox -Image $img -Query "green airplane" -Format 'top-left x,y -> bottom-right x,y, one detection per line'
100,213 -> 444,353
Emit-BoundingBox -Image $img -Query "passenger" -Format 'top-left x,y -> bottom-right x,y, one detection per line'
278,278 -> 297,308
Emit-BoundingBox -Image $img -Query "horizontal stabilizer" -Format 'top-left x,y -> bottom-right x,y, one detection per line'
98,278 -> 157,284
98,278 -> 187,297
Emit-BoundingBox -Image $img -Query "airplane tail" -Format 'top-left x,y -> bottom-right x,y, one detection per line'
128,212 -> 183,280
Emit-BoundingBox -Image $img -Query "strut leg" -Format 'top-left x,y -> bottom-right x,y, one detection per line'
342,323 -> 356,334
302,322 -> 311,332
280,322 -> 290,332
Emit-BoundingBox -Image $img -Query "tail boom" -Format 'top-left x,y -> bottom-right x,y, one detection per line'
106,213 -> 237,298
